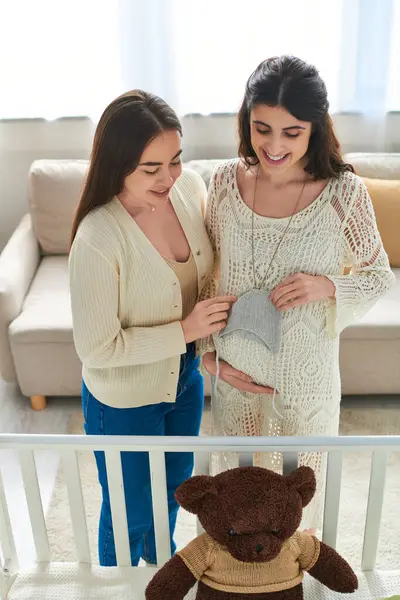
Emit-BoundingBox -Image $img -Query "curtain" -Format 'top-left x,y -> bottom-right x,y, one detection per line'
0,0 -> 122,120
168,0 -> 399,117
1,0 -> 399,128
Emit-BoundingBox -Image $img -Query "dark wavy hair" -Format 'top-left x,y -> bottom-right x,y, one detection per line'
238,56 -> 354,179
70,90 -> 182,245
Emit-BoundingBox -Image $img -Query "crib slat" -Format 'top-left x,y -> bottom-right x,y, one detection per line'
239,452 -> 254,467
322,451 -> 342,548
194,451 -> 209,476
361,450 -> 387,571
18,450 -> 50,562
61,450 -> 91,564
149,451 -> 171,566
283,452 -> 298,475
0,566 -> 10,600
104,449 -> 131,566
194,452 -> 208,536
0,467 -> 18,573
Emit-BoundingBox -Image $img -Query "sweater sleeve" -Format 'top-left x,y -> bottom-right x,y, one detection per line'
69,237 -> 186,368
325,178 -> 395,338
197,167 -> 221,356
296,532 -> 321,571
177,534 -> 215,580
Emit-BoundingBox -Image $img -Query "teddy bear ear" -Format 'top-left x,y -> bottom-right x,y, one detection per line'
285,466 -> 316,507
174,475 -> 217,514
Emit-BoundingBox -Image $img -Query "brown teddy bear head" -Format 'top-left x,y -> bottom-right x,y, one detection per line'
175,466 -> 316,564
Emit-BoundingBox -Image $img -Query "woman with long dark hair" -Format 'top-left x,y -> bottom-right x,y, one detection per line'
69,90 -> 238,565
200,56 -> 394,530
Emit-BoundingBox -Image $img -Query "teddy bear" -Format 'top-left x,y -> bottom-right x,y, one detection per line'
145,465 -> 358,600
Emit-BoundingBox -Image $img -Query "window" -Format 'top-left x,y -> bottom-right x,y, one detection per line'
0,0 -> 121,120
0,0 -> 398,119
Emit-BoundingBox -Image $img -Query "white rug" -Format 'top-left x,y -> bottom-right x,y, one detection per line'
45,403 -> 400,570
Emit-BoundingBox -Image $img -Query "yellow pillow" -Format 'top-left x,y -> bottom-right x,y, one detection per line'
362,177 -> 400,267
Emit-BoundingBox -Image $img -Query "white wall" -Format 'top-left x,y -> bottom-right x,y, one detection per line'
0,118 -> 95,250
1,113 -> 399,251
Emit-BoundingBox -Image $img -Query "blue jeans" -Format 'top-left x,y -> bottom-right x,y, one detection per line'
81,343 -> 203,566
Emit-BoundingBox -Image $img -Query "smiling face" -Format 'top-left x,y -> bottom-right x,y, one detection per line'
250,105 -> 312,176
122,129 -> 183,205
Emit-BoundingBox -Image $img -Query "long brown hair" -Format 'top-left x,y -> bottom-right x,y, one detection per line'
70,90 -> 182,245
238,56 -> 354,180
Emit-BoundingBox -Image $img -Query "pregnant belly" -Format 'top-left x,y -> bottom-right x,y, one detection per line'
214,331 -> 277,388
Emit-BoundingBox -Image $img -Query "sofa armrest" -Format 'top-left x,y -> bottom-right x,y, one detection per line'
0,215 -> 40,382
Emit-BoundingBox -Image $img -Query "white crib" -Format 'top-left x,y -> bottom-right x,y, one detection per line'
0,433 -> 399,600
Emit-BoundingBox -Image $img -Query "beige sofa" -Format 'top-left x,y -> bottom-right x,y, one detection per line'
0,155 -> 399,409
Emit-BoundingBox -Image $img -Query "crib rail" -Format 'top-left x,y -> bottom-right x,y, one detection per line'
0,433 -> 399,452
0,433 -> 399,595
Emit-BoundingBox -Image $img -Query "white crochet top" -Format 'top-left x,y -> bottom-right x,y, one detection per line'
199,158 -> 394,528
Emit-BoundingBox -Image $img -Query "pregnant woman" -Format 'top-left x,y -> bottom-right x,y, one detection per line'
200,56 -> 395,530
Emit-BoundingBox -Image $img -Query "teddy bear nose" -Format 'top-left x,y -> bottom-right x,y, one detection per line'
256,544 -> 263,553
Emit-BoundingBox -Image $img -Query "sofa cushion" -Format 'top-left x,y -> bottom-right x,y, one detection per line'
29,160 -> 89,255
344,152 -> 400,179
361,177 -> 400,267
9,256 -> 73,343
342,268 -> 400,340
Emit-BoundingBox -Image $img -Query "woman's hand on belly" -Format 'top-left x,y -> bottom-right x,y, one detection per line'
203,352 -> 276,394
269,273 -> 336,311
